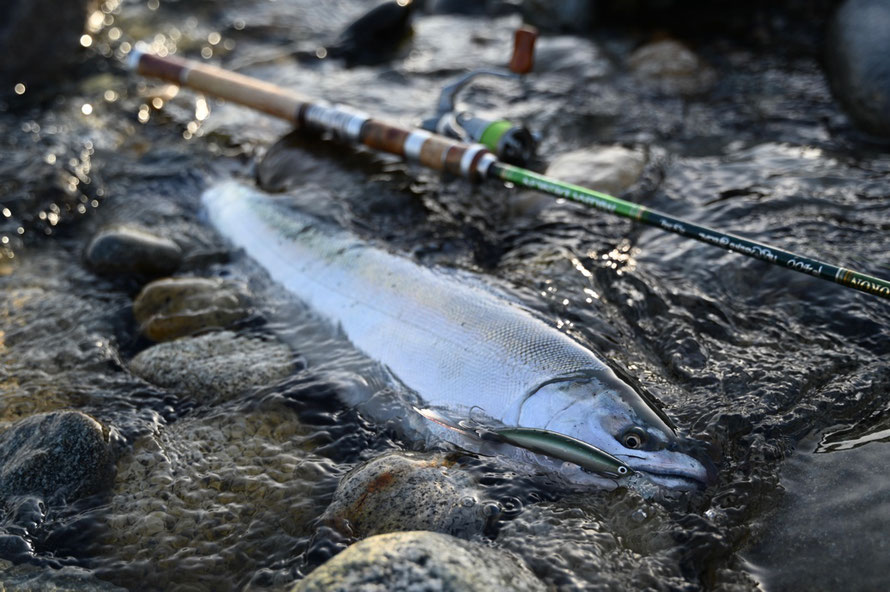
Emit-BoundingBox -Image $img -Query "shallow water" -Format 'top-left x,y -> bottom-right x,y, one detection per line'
745,432 -> 890,592
1,0 -> 889,590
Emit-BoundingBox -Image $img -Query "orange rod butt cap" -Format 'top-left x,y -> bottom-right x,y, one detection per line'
509,25 -> 538,75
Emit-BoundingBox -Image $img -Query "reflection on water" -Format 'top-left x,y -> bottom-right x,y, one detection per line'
744,434 -> 890,592
815,413 -> 890,452
0,0 -> 888,591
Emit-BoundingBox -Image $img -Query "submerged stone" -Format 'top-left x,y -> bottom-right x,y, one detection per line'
0,559 -> 127,591
628,39 -> 715,95
322,451 -> 486,539
132,277 -> 252,342
0,411 -> 115,504
129,330 -> 297,402
826,0 -> 890,138
547,146 -> 647,195
97,404 -> 333,591
85,226 -> 182,278
513,146 -> 646,214
292,530 -> 545,592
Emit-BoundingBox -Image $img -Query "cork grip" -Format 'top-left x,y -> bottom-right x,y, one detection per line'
361,121 -> 411,156
135,53 -> 310,124
132,51 -> 484,180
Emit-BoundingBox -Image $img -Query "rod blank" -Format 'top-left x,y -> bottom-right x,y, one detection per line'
129,50 -> 890,301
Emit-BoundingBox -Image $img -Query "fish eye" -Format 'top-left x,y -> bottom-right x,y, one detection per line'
621,427 -> 647,450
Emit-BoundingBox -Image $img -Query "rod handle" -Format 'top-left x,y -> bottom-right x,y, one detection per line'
129,48 -> 498,182
128,47 -> 310,124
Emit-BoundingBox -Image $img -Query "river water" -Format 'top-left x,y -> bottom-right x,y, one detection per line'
1,1 -> 888,591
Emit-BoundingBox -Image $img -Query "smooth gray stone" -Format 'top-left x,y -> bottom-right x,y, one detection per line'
85,226 -> 182,277
129,331 -> 296,402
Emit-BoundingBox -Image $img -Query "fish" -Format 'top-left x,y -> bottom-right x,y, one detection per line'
202,181 -> 713,490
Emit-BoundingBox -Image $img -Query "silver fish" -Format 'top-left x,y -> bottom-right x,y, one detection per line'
203,181 -> 712,489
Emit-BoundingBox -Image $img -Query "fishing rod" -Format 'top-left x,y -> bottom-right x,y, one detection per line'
128,47 -> 890,302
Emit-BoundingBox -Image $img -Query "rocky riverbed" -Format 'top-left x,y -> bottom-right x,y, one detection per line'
1,1 -> 889,591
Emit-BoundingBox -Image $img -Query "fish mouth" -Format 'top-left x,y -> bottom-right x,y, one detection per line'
635,470 -> 708,491
618,453 -> 716,490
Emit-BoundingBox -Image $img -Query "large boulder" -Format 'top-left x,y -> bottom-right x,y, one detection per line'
0,0 -> 95,93
826,0 -> 890,138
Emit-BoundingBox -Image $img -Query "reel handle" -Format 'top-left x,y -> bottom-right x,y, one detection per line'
509,25 -> 538,75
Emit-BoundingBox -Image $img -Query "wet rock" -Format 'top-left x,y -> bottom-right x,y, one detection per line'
323,0 -> 416,67
322,451 -> 486,539
520,0 -> 594,33
548,146 -> 647,194
628,39 -> 715,95
513,146 -> 646,214
85,226 -> 182,278
129,330 -> 297,402
0,411 -> 115,504
293,530 -> 545,592
97,403 -> 334,591
0,559 -> 127,591
826,0 -> 890,138
132,277 -> 252,342
0,532 -> 33,561
0,0 -> 94,93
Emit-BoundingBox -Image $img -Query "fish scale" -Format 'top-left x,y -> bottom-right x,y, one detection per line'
203,181 -> 713,490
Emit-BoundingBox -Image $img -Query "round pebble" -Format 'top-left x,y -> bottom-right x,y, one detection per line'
826,0 -> 890,138
0,411 -> 115,503
292,530 -> 546,592
133,277 -> 252,342
322,451 -> 487,539
129,330 -> 297,402
547,146 -> 647,194
85,226 -> 182,277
